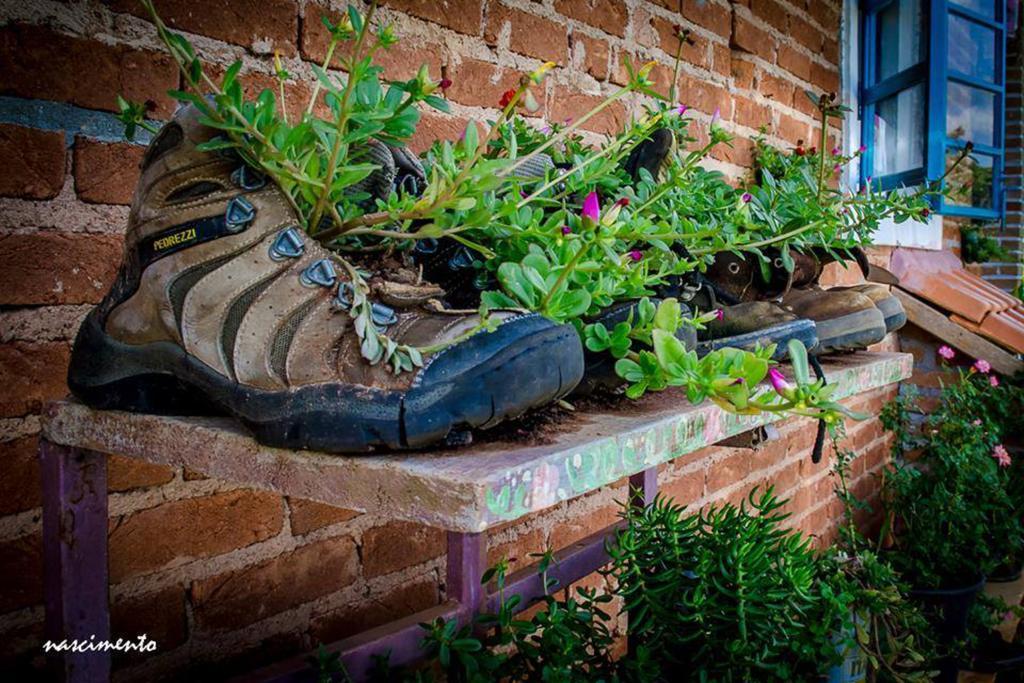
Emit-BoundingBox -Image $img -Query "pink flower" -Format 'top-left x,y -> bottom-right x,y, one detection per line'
974,359 -> 992,374
714,309 -> 724,321
990,375 -> 1000,387
561,225 -> 571,235
973,419 -> 983,426
710,106 -> 721,128
616,197 -> 630,207
938,345 -> 955,361
675,103 -> 688,116
439,78 -> 453,90
831,146 -> 840,156
858,144 -> 867,153
993,444 -> 1012,468
767,367 -> 795,399
741,192 -> 753,203
581,191 -> 600,225
628,250 -> 643,262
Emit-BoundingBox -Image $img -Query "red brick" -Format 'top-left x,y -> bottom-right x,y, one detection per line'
0,533 -> 42,613
362,520 -> 444,578
485,4 -> 568,64
408,111 -> 470,154
192,535 -> 357,630
713,44 -> 733,78
750,0 -> 788,33
650,15 -> 709,70
733,95 -> 771,129
807,2 -> 839,34
677,73 -> 732,117
788,11 -> 824,53
550,499 -> 621,549
383,0 -> 483,35
555,0 -> 629,38
731,56 -> 756,89
287,497 -> 360,535
107,455 -> 175,493
0,125 -> 65,200
683,0 -> 731,38
309,575 -> 438,642
0,24 -> 178,117
446,58 -> 525,109
661,468 -> 703,504
0,233 -> 123,306
109,490 -> 284,581
549,90 -> 627,135
810,62 -> 840,94
706,448 -> 753,492
487,526 -> 546,568
0,436 -> 41,514
73,138 -> 144,206
731,15 -> 775,62
111,0 -> 298,56
574,33 -> 610,81
0,342 -> 70,418
759,70 -> 795,106
777,44 -> 813,82
111,586 -> 188,657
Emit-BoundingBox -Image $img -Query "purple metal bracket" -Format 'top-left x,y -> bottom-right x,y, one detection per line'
40,439 -> 111,683
250,469 -> 660,682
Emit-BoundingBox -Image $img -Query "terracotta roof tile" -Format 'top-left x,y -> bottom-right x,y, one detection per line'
891,248 -> 1024,355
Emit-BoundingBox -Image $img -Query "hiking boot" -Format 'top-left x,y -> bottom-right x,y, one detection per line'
67,105 -> 585,453
657,272 -> 818,360
757,247 -> 906,335
708,250 -> 888,354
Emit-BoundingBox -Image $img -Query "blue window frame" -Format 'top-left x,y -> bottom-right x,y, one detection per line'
859,0 -> 1007,220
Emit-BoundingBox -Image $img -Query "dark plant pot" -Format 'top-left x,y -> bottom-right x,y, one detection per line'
908,575 -> 986,641
909,575 -> 986,683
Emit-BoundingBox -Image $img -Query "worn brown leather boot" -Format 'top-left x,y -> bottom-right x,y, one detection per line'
708,250 -> 888,354
67,105 -> 585,452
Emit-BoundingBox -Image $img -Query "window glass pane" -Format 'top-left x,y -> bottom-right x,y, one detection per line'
873,85 -> 926,176
948,15 -> 996,81
946,82 -> 996,146
876,0 -> 927,81
946,150 -> 995,209
950,0 -> 996,20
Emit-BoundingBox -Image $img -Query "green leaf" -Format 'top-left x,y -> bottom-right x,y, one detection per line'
653,298 -> 682,333
787,339 -> 811,386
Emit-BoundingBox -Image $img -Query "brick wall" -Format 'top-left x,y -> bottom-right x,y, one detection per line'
977,14 -> 1022,291
0,0 -> 863,678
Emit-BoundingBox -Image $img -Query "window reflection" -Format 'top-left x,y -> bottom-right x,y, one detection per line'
948,15 -> 996,81
946,151 -> 994,209
946,82 -> 996,146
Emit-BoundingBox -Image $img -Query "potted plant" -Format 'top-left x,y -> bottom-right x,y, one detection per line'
880,361 -> 1024,681
609,487 -> 850,682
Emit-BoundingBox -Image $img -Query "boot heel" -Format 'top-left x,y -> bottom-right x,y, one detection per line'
71,372 -> 214,415
68,310 -> 219,416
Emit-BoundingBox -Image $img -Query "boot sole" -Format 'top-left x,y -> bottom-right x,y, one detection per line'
67,311 -> 584,453
811,307 -> 887,354
696,319 -> 818,361
874,295 -> 907,333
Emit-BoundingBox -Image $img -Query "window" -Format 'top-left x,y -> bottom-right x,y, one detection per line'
858,0 -> 1008,221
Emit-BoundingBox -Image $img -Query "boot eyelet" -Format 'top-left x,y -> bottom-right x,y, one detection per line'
300,259 -> 337,288
231,165 -> 267,191
414,238 -> 439,255
448,246 -> 476,270
773,258 -> 784,269
224,196 -> 256,233
728,262 -> 741,274
269,227 -> 305,261
334,282 -> 354,310
370,303 -> 398,327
